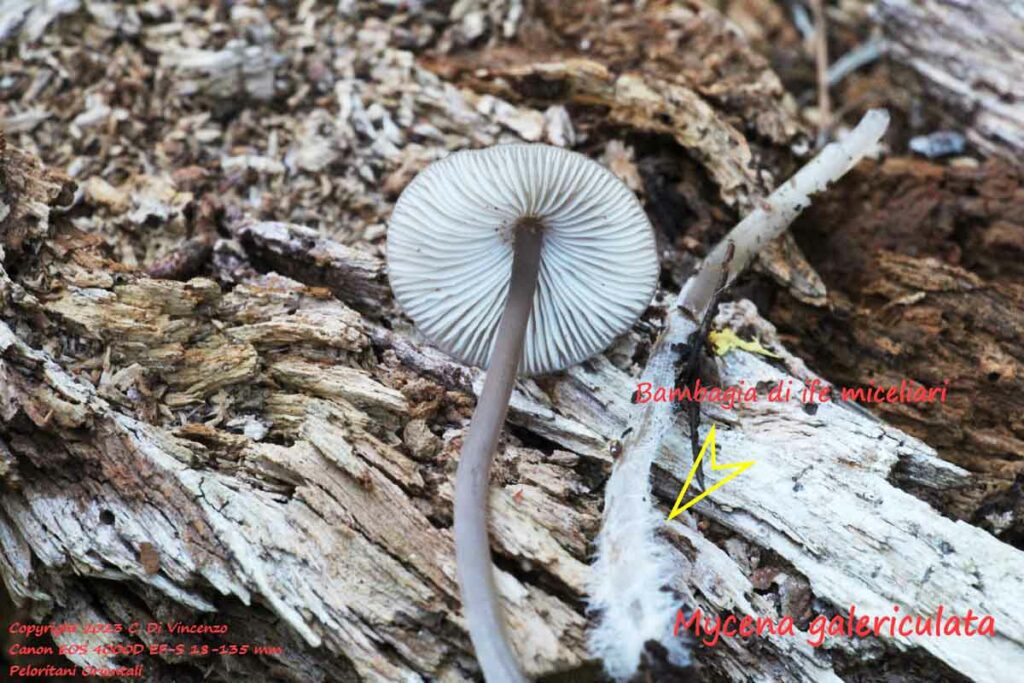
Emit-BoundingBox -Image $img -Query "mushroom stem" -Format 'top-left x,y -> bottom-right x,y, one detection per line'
454,220 -> 543,682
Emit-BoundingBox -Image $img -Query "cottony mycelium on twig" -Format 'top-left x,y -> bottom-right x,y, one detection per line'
590,109 -> 891,680
386,144 -> 659,681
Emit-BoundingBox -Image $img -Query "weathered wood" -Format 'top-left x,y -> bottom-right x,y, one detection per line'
875,0 -> 1024,163
2,140 -> 1021,681
2,1 -> 1024,679
772,157 -> 1024,546
0,254 -> 586,680
237,221 -> 390,313
0,131 -> 74,258
591,110 -> 889,680
664,302 -> 1023,683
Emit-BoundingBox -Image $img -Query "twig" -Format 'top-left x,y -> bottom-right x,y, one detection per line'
145,196 -> 220,280
589,109 -> 890,681
788,0 -> 815,40
810,0 -> 831,144
828,37 -> 884,88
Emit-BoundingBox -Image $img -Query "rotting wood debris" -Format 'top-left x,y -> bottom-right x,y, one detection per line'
2,1 -> 1023,681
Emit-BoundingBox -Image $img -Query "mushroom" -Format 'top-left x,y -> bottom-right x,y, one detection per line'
387,144 -> 658,680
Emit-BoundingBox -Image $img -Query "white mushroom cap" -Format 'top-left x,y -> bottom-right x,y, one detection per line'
387,144 -> 659,376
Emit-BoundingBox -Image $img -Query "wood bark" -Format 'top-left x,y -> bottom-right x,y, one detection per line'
1,140 -> 1022,681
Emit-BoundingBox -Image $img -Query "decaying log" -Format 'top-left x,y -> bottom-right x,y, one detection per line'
0,132 -> 74,257
664,302 -> 1023,683
772,157 -> 1024,546
429,0 -> 832,307
1,140 -> 1021,681
591,110 -> 890,680
875,0 -> 1024,163
237,221 -> 390,313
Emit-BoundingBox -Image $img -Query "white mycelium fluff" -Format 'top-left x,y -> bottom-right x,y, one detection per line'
387,144 -> 658,376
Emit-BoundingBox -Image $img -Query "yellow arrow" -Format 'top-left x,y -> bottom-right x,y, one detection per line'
666,424 -> 755,520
